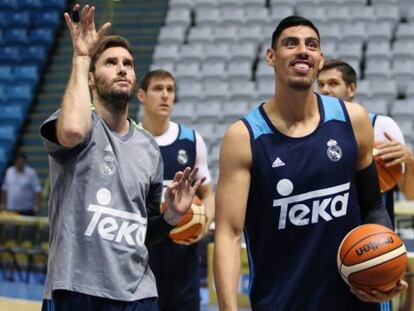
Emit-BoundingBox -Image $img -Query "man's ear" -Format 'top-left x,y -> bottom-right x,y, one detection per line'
137,88 -> 146,105
348,82 -> 357,100
88,72 -> 95,90
265,48 -> 275,66
318,53 -> 324,70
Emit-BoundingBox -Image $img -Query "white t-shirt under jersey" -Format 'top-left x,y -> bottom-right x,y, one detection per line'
152,121 -> 212,184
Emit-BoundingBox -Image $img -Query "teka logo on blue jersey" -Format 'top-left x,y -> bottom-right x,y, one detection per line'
273,179 -> 350,229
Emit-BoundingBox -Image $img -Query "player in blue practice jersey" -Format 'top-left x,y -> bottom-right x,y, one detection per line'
40,4 -> 205,311
317,59 -> 414,212
138,70 -> 215,311
213,16 -> 407,311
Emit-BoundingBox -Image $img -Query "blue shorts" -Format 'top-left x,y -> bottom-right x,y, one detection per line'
42,290 -> 158,311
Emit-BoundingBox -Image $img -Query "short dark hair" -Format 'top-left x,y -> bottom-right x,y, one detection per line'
139,70 -> 176,91
90,35 -> 134,72
271,15 -> 320,49
320,59 -> 357,87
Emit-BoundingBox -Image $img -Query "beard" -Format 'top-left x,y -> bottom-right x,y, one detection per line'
287,77 -> 313,91
94,75 -> 135,112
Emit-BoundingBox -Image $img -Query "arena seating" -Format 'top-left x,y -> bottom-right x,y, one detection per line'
0,0 -> 64,178
150,0 -> 414,184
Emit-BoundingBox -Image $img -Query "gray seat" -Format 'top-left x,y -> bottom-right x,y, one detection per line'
336,42 -> 363,63
342,23 -> 366,45
391,59 -> 414,96
195,102 -> 222,123
203,80 -> 230,102
366,21 -> 394,44
318,23 -> 342,45
175,61 -> 201,82
360,99 -> 389,116
395,23 -> 414,41
369,79 -> 398,106
238,25 -> 263,45
392,40 -> 414,63
295,7 -> 327,28
158,26 -> 187,44
150,61 -> 175,73
244,6 -> 269,27
365,59 -> 392,81
194,0 -> 218,9
268,5 -> 296,27
227,60 -> 252,82
349,6 -> 375,27
177,81 -> 203,102
188,26 -> 214,44
205,42 -> 230,62
200,60 -> 227,82
169,0 -> 193,10
195,8 -> 220,27
373,4 -> 400,26
213,25 -> 239,44
165,8 -> 192,27
256,79 -> 275,102
256,61 -> 274,84
354,80 -> 372,103
390,100 -> 414,121
179,43 -> 205,63
325,7 -> 350,27
152,44 -> 180,63
222,101 -> 250,123
171,102 -> 195,124
229,80 -> 256,102
405,80 -> 414,100
220,7 -> 245,27
229,42 -> 258,63
365,41 -> 391,63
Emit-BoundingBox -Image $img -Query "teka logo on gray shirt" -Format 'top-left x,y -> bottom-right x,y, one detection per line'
84,188 -> 147,247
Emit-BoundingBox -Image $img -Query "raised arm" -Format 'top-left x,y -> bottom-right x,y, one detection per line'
57,4 -> 110,147
214,121 -> 251,311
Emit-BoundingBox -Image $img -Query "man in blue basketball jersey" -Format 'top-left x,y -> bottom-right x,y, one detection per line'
40,4 -> 205,311
214,16 -> 407,311
317,59 -> 414,213
137,70 -> 215,311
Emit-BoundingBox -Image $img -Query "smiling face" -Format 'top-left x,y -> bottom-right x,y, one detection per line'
317,68 -> 356,102
267,25 -> 324,91
89,46 -> 136,111
138,76 -> 176,119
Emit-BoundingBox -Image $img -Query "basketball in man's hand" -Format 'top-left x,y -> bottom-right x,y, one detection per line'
373,145 -> 403,192
337,224 -> 407,292
162,196 -> 207,244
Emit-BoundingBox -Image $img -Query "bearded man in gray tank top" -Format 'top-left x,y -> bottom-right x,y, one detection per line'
40,4 -> 205,311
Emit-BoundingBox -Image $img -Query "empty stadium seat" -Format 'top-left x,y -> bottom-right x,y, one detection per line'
203,80 -> 230,102
244,6 -> 269,27
395,23 -> 414,41
152,43 -> 181,63
229,80 -> 256,102
165,8 -> 192,27
365,41 -> 391,63
158,26 -> 187,44
195,7 -> 220,27
391,100 -> 414,120
177,81 -> 203,102
200,60 -> 227,82
0,65 -> 13,83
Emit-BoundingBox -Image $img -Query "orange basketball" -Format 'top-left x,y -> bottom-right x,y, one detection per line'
373,146 -> 403,192
337,224 -> 407,292
161,196 -> 207,244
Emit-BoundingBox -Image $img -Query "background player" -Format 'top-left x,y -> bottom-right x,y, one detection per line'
138,69 -> 215,311
213,15 -> 407,311
317,59 -> 414,218
40,4 -> 204,310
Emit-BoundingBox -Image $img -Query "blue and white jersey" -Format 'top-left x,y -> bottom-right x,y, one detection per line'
242,94 -> 380,310
159,124 -> 196,197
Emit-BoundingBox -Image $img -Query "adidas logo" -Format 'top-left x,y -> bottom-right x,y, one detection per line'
104,144 -> 113,152
272,157 -> 285,168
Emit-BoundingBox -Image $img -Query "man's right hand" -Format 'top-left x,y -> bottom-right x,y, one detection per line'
63,3 -> 111,58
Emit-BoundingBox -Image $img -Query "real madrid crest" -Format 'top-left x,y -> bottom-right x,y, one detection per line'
177,149 -> 188,165
102,154 -> 116,176
326,139 -> 342,162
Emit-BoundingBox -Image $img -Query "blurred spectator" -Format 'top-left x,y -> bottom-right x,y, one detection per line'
1,153 -> 42,216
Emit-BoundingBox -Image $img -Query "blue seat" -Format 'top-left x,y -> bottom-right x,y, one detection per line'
33,11 -> 60,28
0,0 -> 18,10
4,28 -> 28,46
3,11 -> 30,27
0,65 -> 13,83
41,0 -> 67,11
19,0 -> 42,11
13,65 -> 39,86
0,46 -> 20,64
5,84 -> 33,101
29,28 -> 55,46
0,126 -> 17,147
0,105 -> 24,128
20,45 -> 47,68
